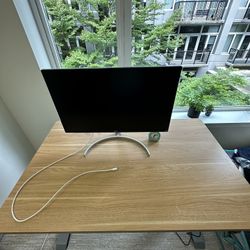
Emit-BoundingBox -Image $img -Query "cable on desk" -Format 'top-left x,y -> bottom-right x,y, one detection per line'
11,144 -> 118,223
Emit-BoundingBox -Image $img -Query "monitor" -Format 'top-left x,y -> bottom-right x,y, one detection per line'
41,66 -> 182,133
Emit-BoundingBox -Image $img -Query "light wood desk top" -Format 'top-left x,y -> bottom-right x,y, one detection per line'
1,119 -> 250,233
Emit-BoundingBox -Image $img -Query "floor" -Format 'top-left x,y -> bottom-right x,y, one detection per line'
0,232 -> 234,250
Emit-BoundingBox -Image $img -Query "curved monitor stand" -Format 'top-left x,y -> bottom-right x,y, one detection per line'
83,133 -> 151,157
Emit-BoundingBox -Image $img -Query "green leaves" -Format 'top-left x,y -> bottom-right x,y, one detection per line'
132,4 -> 183,66
43,0 -> 79,49
80,13 -> 116,51
63,49 -> 118,68
176,68 -> 250,110
43,0 -> 182,67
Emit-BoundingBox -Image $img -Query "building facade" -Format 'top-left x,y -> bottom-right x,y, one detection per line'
162,0 -> 250,75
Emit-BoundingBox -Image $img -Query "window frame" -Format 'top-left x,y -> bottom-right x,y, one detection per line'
172,25 -> 219,62
224,23 -> 250,53
29,0 -> 133,68
17,0 -> 250,112
28,0 -> 61,68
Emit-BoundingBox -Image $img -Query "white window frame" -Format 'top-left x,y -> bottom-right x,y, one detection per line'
172,25 -> 219,62
29,0 -> 61,68
225,24 -> 250,53
116,0 -> 132,67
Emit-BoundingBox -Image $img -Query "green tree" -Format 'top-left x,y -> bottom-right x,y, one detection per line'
78,0 -> 117,60
62,0 -> 117,67
63,49 -> 118,68
43,0 -> 182,67
43,0 -> 80,58
132,1 -> 182,66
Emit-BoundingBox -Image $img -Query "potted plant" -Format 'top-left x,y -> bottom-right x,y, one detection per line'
187,102 -> 204,118
204,104 -> 214,117
175,68 -> 250,118
175,75 -> 205,118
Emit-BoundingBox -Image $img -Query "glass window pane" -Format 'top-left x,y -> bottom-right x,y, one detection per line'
230,25 -> 236,32
186,36 -> 198,59
180,26 -> 202,33
240,0 -> 248,7
223,35 -> 234,52
34,0 -> 250,109
202,25 -> 220,33
238,24 -> 247,32
239,35 -> 250,50
206,36 -> 216,51
230,24 -> 247,32
42,0 -> 118,68
197,35 -> 207,50
176,38 -> 186,59
236,35 -> 250,58
165,0 -> 174,9
231,34 -> 243,49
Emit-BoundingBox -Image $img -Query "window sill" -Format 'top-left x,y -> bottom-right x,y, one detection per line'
172,110 -> 250,124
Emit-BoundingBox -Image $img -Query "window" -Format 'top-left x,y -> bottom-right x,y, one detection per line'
42,0 -> 118,68
176,37 -> 186,59
165,0 -> 174,9
25,0 -> 250,111
180,26 -> 202,33
197,35 -> 206,50
173,25 -> 219,64
202,25 -> 220,33
223,35 -> 234,52
226,24 -> 250,53
240,0 -> 249,7
232,35 -> 243,49
230,24 -> 247,32
41,0 -> 184,68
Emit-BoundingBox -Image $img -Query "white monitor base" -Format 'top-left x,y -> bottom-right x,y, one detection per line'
84,134 -> 150,157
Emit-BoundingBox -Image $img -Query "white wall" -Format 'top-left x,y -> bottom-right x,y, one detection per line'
13,0 -> 52,69
0,0 -> 59,150
0,97 -> 34,206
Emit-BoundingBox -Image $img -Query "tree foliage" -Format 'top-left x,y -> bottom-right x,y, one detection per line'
43,0 -> 182,67
43,0 -> 80,57
132,2 -> 182,65
63,49 -> 118,68
175,68 -> 250,111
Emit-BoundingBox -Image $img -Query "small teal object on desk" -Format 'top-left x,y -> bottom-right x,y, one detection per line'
148,132 -> 161,142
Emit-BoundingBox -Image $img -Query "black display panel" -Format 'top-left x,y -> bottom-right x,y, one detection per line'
41,66 -> 182,132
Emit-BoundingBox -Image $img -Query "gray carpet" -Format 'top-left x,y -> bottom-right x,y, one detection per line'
0,232 -> 234,250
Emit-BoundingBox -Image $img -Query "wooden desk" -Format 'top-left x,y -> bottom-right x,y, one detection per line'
1,119 -> 250,233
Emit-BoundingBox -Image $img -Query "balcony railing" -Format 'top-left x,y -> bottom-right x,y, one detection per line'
244,3 -> 250,19
166,49 -> 211,65
227,48 -> 250,64
174,0 -> 227,21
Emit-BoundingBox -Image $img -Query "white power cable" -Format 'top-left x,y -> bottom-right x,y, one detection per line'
11,145 -> 118,223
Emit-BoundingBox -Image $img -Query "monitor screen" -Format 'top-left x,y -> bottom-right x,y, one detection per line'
41,66 -> 182,133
